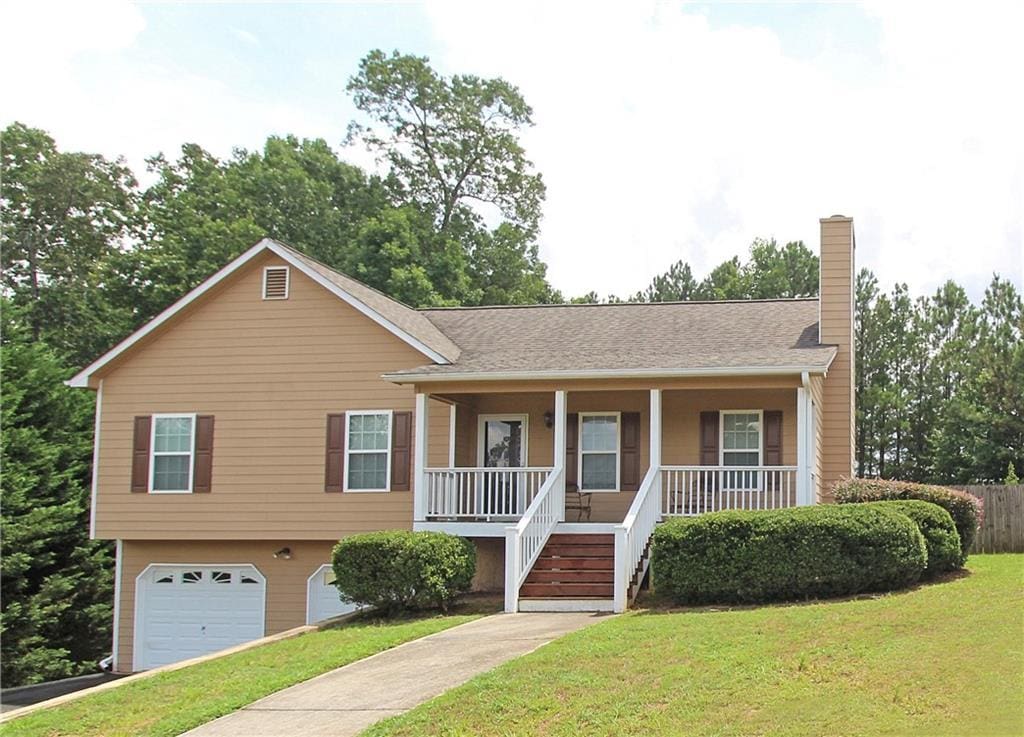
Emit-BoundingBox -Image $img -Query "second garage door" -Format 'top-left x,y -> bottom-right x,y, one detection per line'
134,564 -> 266,671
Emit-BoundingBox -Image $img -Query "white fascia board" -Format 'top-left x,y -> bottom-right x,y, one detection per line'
66,238 -> 449,388
384,364 -> 833,384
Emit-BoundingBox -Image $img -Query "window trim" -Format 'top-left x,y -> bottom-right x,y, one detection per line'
343,410 -> 393,493
578,411 -> 621,493
718,409 -> 764,467
476,414 -> 530,468
262,265 -> 290,300
149,413 -> 197,494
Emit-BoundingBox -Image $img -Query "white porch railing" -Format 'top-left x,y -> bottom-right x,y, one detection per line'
505,466 -> 565,612
661,466 -> 799,515
424,467 -> 553,520
614,465 -> 661,612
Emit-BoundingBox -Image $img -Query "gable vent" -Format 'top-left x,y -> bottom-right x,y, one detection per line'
262,266 -> 289,300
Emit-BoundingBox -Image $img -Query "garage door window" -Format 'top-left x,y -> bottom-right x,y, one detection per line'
151,414 -> 196,493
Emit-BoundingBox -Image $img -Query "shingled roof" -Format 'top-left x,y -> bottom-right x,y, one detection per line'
384,299 -> 837,381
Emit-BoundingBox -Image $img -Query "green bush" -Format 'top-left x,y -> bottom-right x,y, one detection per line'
652,505 -> 927,605
332,531 -> 475,614
866,501 -> 963,575
834,478 -> 982,558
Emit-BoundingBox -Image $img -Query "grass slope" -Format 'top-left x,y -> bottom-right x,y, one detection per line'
5,610 -> 485,737
367,555 -> 1024,737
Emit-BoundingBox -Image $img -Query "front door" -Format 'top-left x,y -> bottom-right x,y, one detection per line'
479,416 -> 527,516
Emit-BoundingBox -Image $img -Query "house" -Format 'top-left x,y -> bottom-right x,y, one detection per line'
68,215 -> 855,673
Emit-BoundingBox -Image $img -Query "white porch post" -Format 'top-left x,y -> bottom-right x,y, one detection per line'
796,378 -> 810,506
651,388 -> 659,515
553,389 -> 567,521
504,527 -> 520,613
413,392 -> 429,521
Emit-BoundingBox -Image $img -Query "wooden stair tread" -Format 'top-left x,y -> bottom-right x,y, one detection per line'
525,570 -> 614,584
541,544 -> 613,557
520,582 -> 614,598
547,533 -> 614,545
533,557 -> 613,570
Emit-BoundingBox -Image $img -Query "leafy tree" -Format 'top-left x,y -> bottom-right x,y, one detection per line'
1,302 -> 112,685
1,122 -> 138,365
346,49 -> 545,236
635,261 -> 698,302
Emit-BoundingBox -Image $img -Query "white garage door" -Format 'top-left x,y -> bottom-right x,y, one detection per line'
306,564 -> 358,624
134,565 -> 266,671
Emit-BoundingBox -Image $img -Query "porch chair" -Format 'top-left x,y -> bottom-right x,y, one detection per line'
565,487 -> 592,522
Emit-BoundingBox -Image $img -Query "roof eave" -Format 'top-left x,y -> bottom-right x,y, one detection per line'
383,363 -> 835,385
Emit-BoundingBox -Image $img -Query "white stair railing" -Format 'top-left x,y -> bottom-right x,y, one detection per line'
614,465 -> 661,613
504,466 -> 565,613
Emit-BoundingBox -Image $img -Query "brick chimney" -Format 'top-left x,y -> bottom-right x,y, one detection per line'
819,215 -> 855,499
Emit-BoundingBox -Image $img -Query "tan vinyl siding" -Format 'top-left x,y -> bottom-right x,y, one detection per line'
819,217 -> 856,499
809,373 -> 825,502
94,253 -> 449,540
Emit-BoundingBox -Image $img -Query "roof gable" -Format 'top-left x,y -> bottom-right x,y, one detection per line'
67,238 -> 458,388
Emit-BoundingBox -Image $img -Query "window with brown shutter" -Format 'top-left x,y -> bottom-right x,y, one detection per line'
131,416 -> 152,492
764,410 -> 783,465
565,413 -> 579,491
325,413 -> 346,492
699,411 -> 719,466
620,411 -> 641,491
390,411 -> 412,491
193,415 -> 214,492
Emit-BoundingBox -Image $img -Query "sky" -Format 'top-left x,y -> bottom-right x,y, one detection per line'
2,1 -> 1022,302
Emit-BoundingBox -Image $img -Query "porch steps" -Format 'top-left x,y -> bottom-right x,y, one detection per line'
520,533 -> 615,603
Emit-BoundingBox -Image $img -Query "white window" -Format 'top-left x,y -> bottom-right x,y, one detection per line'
262,266 -> 290,299
721,410 -> 762,490
345,411 -> 391,492
150,414 -> 195,493
579,413 -> 620,492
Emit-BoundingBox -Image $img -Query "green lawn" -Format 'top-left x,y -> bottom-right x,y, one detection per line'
4,604 -> 493,737
366,555 -> 1024,737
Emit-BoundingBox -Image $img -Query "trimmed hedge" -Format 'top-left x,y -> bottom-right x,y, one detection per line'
866,501 -> 963,575
652,505 -> 927,605
834,478 -> 982,558
332,531 -> 475,614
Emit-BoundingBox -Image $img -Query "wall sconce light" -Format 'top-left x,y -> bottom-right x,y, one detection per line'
543,411 -> 554,429
273,547 -> 292,560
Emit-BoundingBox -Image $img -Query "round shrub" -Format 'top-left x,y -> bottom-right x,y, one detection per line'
834,478 -> 982,559
332,531 -> 475,614
865,500 -> 962,575
652,505 -> 927,605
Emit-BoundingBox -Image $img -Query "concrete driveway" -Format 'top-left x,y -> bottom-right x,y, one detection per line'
180,611 -> 605,737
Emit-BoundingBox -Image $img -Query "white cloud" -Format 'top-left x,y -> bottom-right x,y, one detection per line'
424,1 -> 1024,299
230,28 -> 260,46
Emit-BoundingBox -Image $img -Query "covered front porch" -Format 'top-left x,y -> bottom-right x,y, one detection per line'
409,377 -> 821,612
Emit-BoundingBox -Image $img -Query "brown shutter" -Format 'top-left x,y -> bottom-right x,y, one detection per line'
565,413 -> 579,491
391,411 -> 412,491
764,410 -> 783,466
131,416 -> 152,493
620,412 -> 641,491
325,413 -> 346,492
699,411 -> 719,466
192,415 -> 214,493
